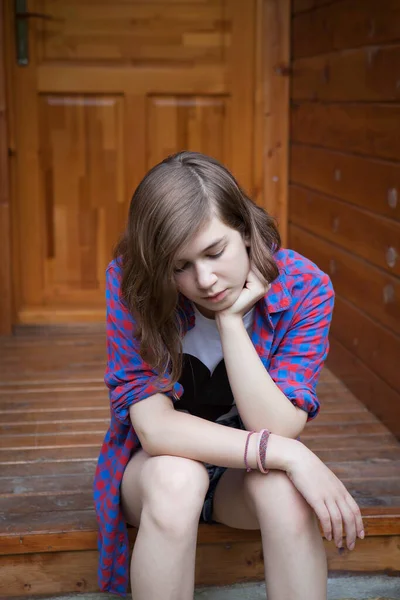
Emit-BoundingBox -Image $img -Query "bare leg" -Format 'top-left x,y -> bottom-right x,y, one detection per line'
212,468 -> 328,600
121,450 -> 209,600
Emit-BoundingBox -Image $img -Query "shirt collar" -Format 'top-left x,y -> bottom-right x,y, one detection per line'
257,267 -> 292,330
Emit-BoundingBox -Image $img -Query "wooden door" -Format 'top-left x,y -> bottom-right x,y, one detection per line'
8,0 -> 258,325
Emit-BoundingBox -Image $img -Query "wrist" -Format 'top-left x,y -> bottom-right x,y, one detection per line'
264,434 -> 303,472
215,311 -> 243,331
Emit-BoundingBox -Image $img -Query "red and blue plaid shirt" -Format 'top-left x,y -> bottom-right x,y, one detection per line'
94,247 -> 334,594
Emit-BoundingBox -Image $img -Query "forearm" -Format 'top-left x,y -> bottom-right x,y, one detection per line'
217,315 -> 306,438
140,400 -> 298,472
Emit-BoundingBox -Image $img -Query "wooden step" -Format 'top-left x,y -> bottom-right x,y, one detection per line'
0,332 -> 399,596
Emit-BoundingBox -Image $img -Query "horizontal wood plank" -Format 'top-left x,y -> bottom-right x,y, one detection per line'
1,535 -> 400,596
289,185 -> 400,276
289,224 -> 400,335
291,102 -> 400,161
315,447 -> 400,462
330,296 -> 400,394
37,65 -> 227,95
293,44 -> 400,102
290,144 -> 400,221
292,0 -> 337,15
0,459 -> 97,478
327,337 -> 400,438
0,432 -> 105,449
0,407 -> 110,421
0,491 -> 95,515
0,419 -> 109,435
0,446 -> 101,462
292,0 -> 400,58
0,473 -> 95,495
304,433 -> 398,450
325,534 -> 400,572
1,514 -> 400,556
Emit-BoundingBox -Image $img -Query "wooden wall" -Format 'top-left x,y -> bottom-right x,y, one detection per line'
289,0 -> 400,438
0,0 -> 12,335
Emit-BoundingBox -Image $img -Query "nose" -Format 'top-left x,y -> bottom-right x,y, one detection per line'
195,262 -> 218,292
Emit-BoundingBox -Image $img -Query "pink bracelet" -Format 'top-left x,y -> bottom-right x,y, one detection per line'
244,431 -> 256,472
257,429 -> 270,474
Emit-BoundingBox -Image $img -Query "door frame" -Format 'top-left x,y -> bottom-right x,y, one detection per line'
0,0 -> 13,334
0,0 -> 290,333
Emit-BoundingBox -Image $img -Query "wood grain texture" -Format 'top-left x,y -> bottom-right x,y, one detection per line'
289,0 -> 400,436
292,0 -> 336,15
291,102 -> 400,161
289,185 -> 400,276
1,536 -> 399,596
292,0 -> 400,58
290,144 -> 400,222
262,0 -> 290,242
288,225 -> 400,336
0,331 -> 399,598
8,0 -> 274,326
39,1 -> 227,64
330,296 -> 400,395
0,0 -> 12,334
327,337 -> 400,439
292,44 -> 400,102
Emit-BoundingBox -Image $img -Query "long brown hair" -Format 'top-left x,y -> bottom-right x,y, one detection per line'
115,151 -> 281,386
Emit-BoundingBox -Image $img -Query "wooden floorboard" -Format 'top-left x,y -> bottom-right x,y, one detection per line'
0,330 -> 399,595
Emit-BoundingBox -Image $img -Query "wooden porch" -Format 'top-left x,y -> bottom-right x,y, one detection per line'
0,330 -> 399,596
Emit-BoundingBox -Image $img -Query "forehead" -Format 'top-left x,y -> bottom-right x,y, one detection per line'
175,215 -> 233,260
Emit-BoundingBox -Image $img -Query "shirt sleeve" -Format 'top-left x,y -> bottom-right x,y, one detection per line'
104,264 -> 183,426
268,272 -> 335,421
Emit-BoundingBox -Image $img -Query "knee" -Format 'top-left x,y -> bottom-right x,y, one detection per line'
140,456 -> 209,535
244,470 -> 315,537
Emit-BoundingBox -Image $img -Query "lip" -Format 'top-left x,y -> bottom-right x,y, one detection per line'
204,289 -> 228,302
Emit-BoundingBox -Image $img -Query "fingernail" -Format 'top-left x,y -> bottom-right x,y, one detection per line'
349,542 -> 355,551
359,530 -> 365,539
337,540 -> 342,548
326,534 -> 332,541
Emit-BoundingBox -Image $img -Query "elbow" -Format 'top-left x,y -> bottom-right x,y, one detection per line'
286,407 -> 308,439
135,422 -> 164,456
135,415 -> 172,457
266,407 -> 308,440
128,393 -> 175,456
270,425 -> 303,439
136,427 -> 158,456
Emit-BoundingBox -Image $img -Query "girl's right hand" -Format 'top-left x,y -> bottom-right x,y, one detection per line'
285,442 -> 365,551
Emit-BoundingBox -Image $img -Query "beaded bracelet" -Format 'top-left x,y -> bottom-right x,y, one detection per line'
244,431 -> 256,472
256,429 -> 270,474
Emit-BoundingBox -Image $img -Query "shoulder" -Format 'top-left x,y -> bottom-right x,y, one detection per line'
271,247 -> 334,309
106,258 -> 123,279
106,258 -> 123,292
105,258 -> 128,310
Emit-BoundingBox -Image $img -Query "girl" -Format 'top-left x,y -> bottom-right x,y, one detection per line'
94,151 -> 364,600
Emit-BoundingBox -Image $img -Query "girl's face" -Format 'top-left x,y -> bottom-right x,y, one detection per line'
173,215 -> 250,318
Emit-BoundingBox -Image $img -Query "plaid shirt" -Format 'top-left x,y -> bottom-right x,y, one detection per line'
93,248 -> 334,594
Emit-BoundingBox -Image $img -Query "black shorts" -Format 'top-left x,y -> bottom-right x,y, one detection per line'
200,413 -> 244,524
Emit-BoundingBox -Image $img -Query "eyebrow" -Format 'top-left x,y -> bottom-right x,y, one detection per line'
176,236 -> 226,263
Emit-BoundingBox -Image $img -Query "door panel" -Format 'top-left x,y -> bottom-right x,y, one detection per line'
147,96 -> 231,167
39,94 -> 125,304
39,0 -> 226,64
12,0 -> 256,324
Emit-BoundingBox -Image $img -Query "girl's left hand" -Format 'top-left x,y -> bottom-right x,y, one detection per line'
217,266 -> 270,320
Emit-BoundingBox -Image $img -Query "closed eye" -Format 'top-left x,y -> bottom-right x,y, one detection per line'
174,262 -> 189,274
209,249 -> 224,260
174,248 -> 225,274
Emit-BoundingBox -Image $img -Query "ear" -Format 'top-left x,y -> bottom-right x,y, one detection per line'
244,234 -> 251,247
